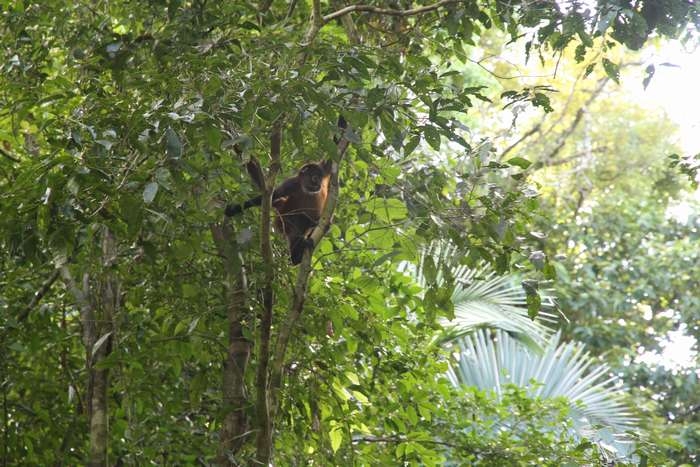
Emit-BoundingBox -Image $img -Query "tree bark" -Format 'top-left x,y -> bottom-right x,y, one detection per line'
254,120 -> 283,464
212,223 -> 251,464
61,227 -> 118,467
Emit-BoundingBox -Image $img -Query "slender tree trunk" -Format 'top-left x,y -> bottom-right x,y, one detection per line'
254,122 -> 282,464
87,353 -> 109,467
62,227 -> 118,467
212,224 -> 251,464
90,228 -> 118,467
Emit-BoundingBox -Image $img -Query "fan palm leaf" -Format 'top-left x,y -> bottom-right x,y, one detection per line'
447,329 -> 638,460
400,242 -> 555,347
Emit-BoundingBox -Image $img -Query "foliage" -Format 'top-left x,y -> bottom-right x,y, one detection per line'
448,329 -> 637,461
457,30 -> 700,463
401,242 -> 554,347
0,0 -> 697,465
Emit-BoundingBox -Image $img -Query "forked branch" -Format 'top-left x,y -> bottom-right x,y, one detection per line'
324,0 -> 459,23
269,118 -> 351,414
303,0 -> 458,44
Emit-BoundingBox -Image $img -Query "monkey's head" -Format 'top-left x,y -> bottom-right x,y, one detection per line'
299,163 -> 325,193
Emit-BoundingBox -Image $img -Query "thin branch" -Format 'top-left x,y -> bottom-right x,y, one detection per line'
254,119 -> 283,463
543,146 -> 607,168
302,0 -> 323,45
332,0 -> 361,44
540,108 -> 585,164
468,57 -> 555,80
285,0 -> 299,20
499,123 -> 542,160
258,0 -> 273,14
18,267 -> 61,322
534,75 -> 609,148
323,0 -> 459,23
511,76 -> 609,171
0,147 -> 20,163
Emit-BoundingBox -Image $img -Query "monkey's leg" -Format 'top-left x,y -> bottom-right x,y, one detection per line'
289,235 -> 309,265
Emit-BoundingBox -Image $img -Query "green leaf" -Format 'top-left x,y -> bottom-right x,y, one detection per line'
423,126 -> 441,151
526,293 -> 541,319
365,198 -> 407,223
344,371 -> 360,385
602,58 -> 620,84
143,182 -> 159,204
532,92 -> 553,112
329,427 -> 343,453
182,283 -> 198,298
507,157 -> 532,169
404,135 -> 420,156
165,127 -> 183,159
642,64 -> 655,90
406,405 -> 418,425
584,63 -> 596,77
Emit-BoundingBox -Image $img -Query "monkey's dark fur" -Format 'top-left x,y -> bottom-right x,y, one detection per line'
226,161 -> 332,264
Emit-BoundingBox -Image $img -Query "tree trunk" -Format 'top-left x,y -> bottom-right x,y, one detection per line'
212,224 -> 251,464
62,227 -> 118,467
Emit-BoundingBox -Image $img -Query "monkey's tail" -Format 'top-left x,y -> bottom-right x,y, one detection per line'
225,195 -> 262,216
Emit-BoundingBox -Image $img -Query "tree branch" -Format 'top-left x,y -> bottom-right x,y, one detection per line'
521,76 -> 609,159
332,0 -> 361,44
285,0 -> 299,20
258,0 -> 273,15
254,119 -> 283,463
18,267 -> 61,322
540,108 -> 585,165
499,123 -> 541,160
211,222 -> 251,462
269,119 -> 351,415
301,0 -> 458,45
302,0 -> 324,45
323,0 -> 458,23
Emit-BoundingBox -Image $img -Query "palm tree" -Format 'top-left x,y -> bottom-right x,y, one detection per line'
400,242 -> 555,347
401,242 -> 638,461
447,329 -> 637,461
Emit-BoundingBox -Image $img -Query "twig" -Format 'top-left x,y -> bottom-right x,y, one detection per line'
499,123 -> 541,160
0,147 -> 20,163
323,0 -> 459,23
18,268 -> 61,322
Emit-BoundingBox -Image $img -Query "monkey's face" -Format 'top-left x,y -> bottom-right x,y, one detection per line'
299,164 -> 324,193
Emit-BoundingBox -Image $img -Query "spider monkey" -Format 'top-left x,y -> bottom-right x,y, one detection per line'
225,160 -> 333,265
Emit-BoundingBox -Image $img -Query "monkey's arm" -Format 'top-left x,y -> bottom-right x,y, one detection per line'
225,196 -> 262,216
225,178 -> 299,216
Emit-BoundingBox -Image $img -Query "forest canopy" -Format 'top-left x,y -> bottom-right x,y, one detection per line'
1,1 -> 699,465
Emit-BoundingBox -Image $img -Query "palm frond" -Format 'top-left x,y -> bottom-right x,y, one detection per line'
448,329 -> 638,460
399,242 -> 555,348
